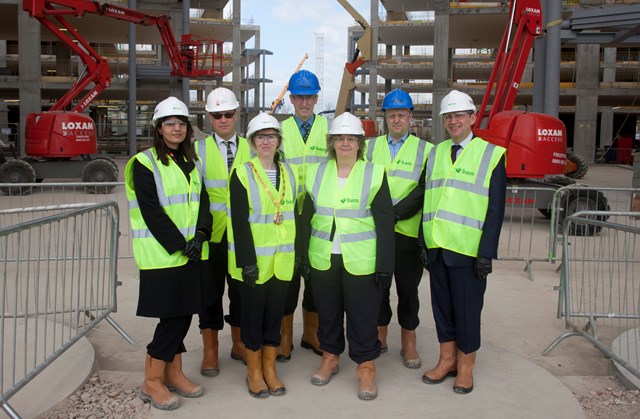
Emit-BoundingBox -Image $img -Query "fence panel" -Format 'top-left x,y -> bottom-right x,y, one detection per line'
0,202 -> 123,419
0,182 -> 132,259
543,212 -> 640,384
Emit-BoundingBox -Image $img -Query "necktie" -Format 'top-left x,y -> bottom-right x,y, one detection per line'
451,144 -> 462,163
226,142 -> 234,172
301,122 -> 311,142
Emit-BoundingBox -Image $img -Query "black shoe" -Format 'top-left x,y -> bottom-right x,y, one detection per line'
421,370 -> 457,385
300,339 -> 323,356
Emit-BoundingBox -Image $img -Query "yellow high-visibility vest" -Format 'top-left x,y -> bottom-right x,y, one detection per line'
125,148 -> 209,270
422,137 -> 506,257
227,157 -> 298,284
366,134 -> 432,238
194,135 -> 252,243
306,159 -> 385,275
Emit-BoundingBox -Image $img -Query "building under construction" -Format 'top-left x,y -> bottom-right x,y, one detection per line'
0,0 -> 638,164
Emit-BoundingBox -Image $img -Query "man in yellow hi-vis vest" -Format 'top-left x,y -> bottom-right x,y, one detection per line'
194,87 -> 252,377
277,69 -> 329,361
420,90 -> 506,395
366,89 -> 432,370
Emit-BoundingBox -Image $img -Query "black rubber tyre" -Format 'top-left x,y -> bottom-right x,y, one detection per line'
0,159 -> 36,195
566,153 -> 589,179
82,159 -> 118,194
545,175 -> 576,187
94,155 -> 120,177
558,189 -> 610,236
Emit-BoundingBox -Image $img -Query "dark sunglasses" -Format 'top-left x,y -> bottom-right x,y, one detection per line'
210,111 -> 236,120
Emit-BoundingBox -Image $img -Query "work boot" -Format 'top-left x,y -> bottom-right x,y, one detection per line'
200,328 -> 219,377
377,326 -> 388,354
453,351 -> 476,394
230,326 -> 247,365
262,346 -> 286,396
355,360 -> 377,401
277,314 -> 294,363
164,353 -> 204,398
246,348 -> 269,398
422,341 -> 458,384
300,309 -> 322,356
400,328 -> 421,369
311,352 -> 340,386
139,355 -> 180,410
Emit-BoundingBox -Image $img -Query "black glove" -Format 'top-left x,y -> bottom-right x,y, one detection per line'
302,261 -> 311,282
375,272 -> 392,291
294,257 -> 303,277
419,246 -> 429,271
474,256 -> 492,281
183,231 -> 206,262
242,264 -> 259,288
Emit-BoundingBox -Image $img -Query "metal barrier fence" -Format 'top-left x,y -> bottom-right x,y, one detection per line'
0,201 -> 132,419
543,211 -> 640,384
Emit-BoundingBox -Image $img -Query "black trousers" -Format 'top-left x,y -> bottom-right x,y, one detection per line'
146,315 -> 192,362
310,254 -> 382,364
198,238 -> 242,330
239,277 -> 289,351
429,250 -> 487,354
283,271 -> 316,315
378,245 -> 422,330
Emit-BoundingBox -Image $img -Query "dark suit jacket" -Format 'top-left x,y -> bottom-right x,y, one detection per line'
426,154 -> 507,267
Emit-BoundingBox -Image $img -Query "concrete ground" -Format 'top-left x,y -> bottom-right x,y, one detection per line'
2,164 -> 635,418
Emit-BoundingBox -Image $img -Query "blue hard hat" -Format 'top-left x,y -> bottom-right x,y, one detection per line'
381,89 -> 414,111
288,70 -> 321,95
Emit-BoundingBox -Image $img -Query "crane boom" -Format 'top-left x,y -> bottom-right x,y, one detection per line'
269,53 -> 308,114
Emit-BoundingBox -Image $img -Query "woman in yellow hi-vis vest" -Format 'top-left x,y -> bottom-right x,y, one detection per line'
304,112 -> 395,401
125,97 -> 214,411
227,113 -> 298,398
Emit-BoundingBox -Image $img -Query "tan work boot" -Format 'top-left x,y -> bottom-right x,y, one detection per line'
277,314 -> 294,362
311,352 -> 340,386
300,309 -> 322,356
164,353 -> 204,398
422,341 -> 458,384
400,327 -> 422,369
200,328 -> 219,377
355,360 -> 377,401
377,325 -> 388,354
139,355 -> 180,410
262,346 -> 286,395
246,348 -> 269,398
230,326 -> 247,365
453,351 -> 476,394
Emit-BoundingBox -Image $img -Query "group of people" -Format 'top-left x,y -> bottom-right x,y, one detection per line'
125,69 -> 507,410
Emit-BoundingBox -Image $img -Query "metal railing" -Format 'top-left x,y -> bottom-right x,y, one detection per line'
0,201 -> 132,419
543,211 -> 640,384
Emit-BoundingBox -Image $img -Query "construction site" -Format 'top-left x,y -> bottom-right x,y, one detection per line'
1,0 -> 640,418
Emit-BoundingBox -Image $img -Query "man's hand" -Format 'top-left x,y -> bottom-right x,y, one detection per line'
242,264 -> 259,288
183,232 -> 206,261
375,272 -> 392,291
474,257 -> 492,281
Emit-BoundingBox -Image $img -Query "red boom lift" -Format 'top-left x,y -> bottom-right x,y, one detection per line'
0,0 -> 223,194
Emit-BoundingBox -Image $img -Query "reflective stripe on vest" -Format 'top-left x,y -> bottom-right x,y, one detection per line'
227,157 -> 297,284
281,116 -> 329,213
366,134 -> 431,238
306,159 -> 383,275
422,137 -> 505,257
195,135 -> 252,243
125,148 -> 209,270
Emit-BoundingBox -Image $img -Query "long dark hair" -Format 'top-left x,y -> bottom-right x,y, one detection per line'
153,115 -> 196,165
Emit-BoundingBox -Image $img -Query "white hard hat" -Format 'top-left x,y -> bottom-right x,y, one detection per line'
439,90 -> 476,115
153,96 -> 189,123
205,87 -> 239,112
329,112 -> 364,135
247,113 -> 281,139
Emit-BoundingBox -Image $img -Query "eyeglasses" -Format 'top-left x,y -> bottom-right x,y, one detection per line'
162,120 -> 188,128
332,136 -> 358,143
210,111 -> 236,120
254,134 -> 279,143
443,112 -> 472,122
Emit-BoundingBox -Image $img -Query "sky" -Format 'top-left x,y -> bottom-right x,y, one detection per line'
237,0 -> 371,114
